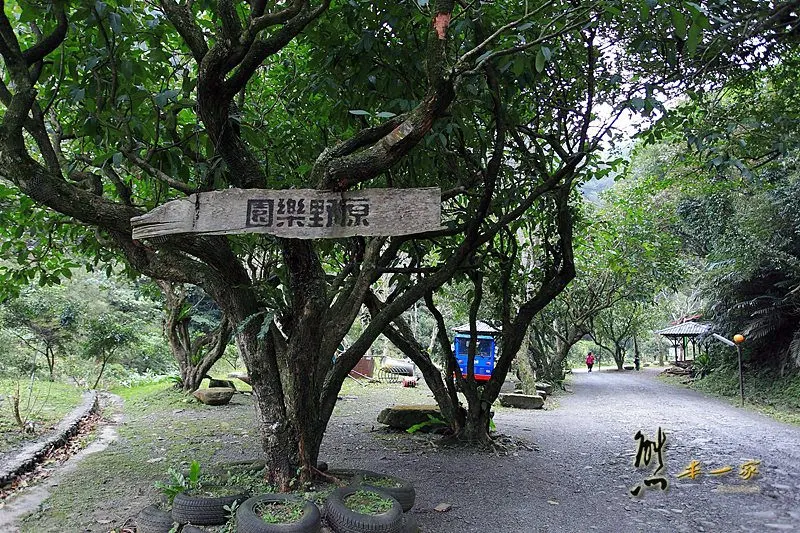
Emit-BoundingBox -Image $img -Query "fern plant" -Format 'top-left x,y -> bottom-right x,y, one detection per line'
155,460 -> 201,504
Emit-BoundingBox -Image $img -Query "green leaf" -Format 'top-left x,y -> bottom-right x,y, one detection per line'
154,89 -> 180,109
348,109 -> 371,116
671,8 -> 687,40
188,460 -> 201,486
108,12 -> 122,34
375,111 -> 396,118
535,49 -> 546,73
686,23 -> 702,56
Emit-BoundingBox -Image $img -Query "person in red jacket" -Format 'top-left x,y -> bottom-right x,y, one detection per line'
586,351 -> 595,372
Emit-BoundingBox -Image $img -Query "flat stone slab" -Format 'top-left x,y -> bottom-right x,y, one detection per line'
193,387 -> 235,406
0,390 -> 98,487
377,405 -> 442,430
499,393 -> 544,409
500,379 -> 517,393
535,382 -> 554,395
227,372 -> 251,385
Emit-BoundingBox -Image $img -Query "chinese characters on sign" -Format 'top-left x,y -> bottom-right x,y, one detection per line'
629,427 -> 762,496
130,187 -> 441,240
677,459 -> 760,480
630,427 -> 669,496
246,197 -> 370,229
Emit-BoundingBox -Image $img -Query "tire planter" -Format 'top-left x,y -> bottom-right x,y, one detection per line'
136,504 -> 176,533
171,487 -> 250,526
325,469 -> 415,512
325,486 -> 404,533
356,473 -> 415,513
325,468 -> 375,484
235,494 -> 321,533
181,527 -> 207,533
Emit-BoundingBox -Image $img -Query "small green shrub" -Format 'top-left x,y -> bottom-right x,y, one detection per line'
155,460 -> 201,504
344,490 -> 393,515
255,500 -> 305,524
405,414 -> 446,434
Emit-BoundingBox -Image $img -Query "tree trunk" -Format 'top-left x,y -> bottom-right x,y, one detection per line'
158,281 -> 233,392
92,351 -> 114,389
46,345 -> 55,381
369,293 -> 465,435
539,324 -> 587,383
458,395 -> 492,445
614,343 -> 625,370
234,324 -> 296,490
517,333 -> 538,395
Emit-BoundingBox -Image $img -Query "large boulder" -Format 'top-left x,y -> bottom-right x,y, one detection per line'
193,387 -> 235,406
535,382 -> 554,396
377,405 -> 442,430
498,393 -> 544,409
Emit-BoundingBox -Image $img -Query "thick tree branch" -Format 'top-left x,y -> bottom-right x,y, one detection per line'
159,0 -> 209,62
20,3 -> 67,67
223,0 -> 328,99
123,150 -> 197,195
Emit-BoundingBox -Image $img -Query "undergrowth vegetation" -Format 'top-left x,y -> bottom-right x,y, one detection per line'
666,367 -> 800,425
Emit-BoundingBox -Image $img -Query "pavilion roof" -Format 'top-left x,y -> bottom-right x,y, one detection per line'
453,320 -> 501,335
655,321 -> 711,337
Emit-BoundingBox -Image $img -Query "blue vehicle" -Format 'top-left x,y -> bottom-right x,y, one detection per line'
453,333 -> 496,382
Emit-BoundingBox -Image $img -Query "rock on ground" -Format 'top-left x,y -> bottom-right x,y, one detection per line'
377,405 -> 442,430
192,387 -> 235,406
498,393 -> 544,409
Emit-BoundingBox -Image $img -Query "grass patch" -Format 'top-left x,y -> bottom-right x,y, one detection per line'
362,475 -> 402,489
0,378 -> 84,454
344,490 -> 394,515
661,367 -> 800,425
256,500 -> 305,524
109,379 -> 205,414
185,483 -> 247,498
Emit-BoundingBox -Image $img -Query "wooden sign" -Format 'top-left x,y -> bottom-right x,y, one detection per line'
131,187 -> 441,240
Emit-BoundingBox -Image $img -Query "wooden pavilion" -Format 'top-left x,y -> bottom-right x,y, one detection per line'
655,321 -> 711,364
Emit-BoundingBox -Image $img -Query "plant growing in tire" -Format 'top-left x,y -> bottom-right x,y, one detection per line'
357,473 -> 415,512
236,494 -> 321,533
155,460 -> 250,526
325,487 -> 404,533
325,469 -> 415,512
172,483 -> 251,526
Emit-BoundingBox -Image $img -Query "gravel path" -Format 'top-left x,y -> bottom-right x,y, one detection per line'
8,369 -> 800,532
323,368 -> 800,533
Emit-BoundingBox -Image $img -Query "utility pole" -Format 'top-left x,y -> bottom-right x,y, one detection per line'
712,333 -> 746,406
734,334 -> 745,406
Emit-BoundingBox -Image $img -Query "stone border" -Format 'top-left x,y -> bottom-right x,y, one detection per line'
0,390 -> 99,487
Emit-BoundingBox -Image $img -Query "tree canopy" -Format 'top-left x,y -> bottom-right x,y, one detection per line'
1,0 -> 794,486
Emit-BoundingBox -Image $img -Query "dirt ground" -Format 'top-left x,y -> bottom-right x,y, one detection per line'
3,368 -> 800,532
